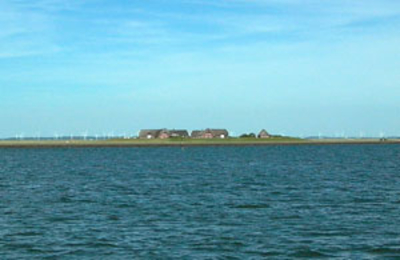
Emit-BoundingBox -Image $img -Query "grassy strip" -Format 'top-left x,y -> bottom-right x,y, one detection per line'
104,136 -> 302,143
0,137 -> 399,148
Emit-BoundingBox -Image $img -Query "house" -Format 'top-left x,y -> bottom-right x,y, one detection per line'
169,130 -> 189,138
138,129 -> 189,139
158,129 -> 170,139
139,129 -> 162,139
191,129 -> 229,139
258,129 -> 271,139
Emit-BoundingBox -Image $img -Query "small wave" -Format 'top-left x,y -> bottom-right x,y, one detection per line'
107,215 -> 120,221
270,215 -> 301,220
368,247 -> 400,255
46,216 -> 76,222
290,248 -> 331,258
58,196 -> 74,203
305,231 -> 349,237
244,250 -> 282,257
352,198 -> 377,203
8,231 -> 44,237
116,203 -> 135,208
233,204 -> 270,209
64,241 -> 118,249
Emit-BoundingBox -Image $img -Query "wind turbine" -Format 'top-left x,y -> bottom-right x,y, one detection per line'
83,130 -> 88,141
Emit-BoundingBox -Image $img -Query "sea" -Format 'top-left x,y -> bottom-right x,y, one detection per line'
0,145 -> 399,259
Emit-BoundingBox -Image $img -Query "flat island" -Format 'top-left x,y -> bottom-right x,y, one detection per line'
0,137 -> 399,148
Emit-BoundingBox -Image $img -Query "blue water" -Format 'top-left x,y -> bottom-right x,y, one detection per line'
1,145 -> 400,259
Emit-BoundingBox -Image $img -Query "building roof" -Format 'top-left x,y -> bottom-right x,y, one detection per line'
139,129 -> 189,138
208,129 -> 229,136
258,129 -> 270,136
191,129 -> 229,138
169,130 -> 189,137
191,130 -> 203,138
139,129 -> 162,138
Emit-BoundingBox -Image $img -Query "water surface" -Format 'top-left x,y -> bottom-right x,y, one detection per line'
1,145 -> 400,259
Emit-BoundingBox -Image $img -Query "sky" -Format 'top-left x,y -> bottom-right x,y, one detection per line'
1,0 -> 400,138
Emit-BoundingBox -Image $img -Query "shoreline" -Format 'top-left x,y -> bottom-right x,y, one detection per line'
0,139 -> 399,148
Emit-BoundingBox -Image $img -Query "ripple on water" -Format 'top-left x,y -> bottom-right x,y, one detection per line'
0,145 -> 399,258
289,248 -> 332,258
231,204 -> 271,209
368,247 -> 400,256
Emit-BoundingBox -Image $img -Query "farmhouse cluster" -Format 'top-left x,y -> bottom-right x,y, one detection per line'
139,129 -> 271,139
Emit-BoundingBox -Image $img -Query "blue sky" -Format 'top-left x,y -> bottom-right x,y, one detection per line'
1,0 -> 400,138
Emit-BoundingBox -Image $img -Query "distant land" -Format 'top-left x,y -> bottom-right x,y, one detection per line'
1,136 -> 399,141
0,137 -> 399,148
1,128 -> 399,148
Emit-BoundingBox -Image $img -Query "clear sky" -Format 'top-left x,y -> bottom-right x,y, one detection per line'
1,0 -> 400,138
